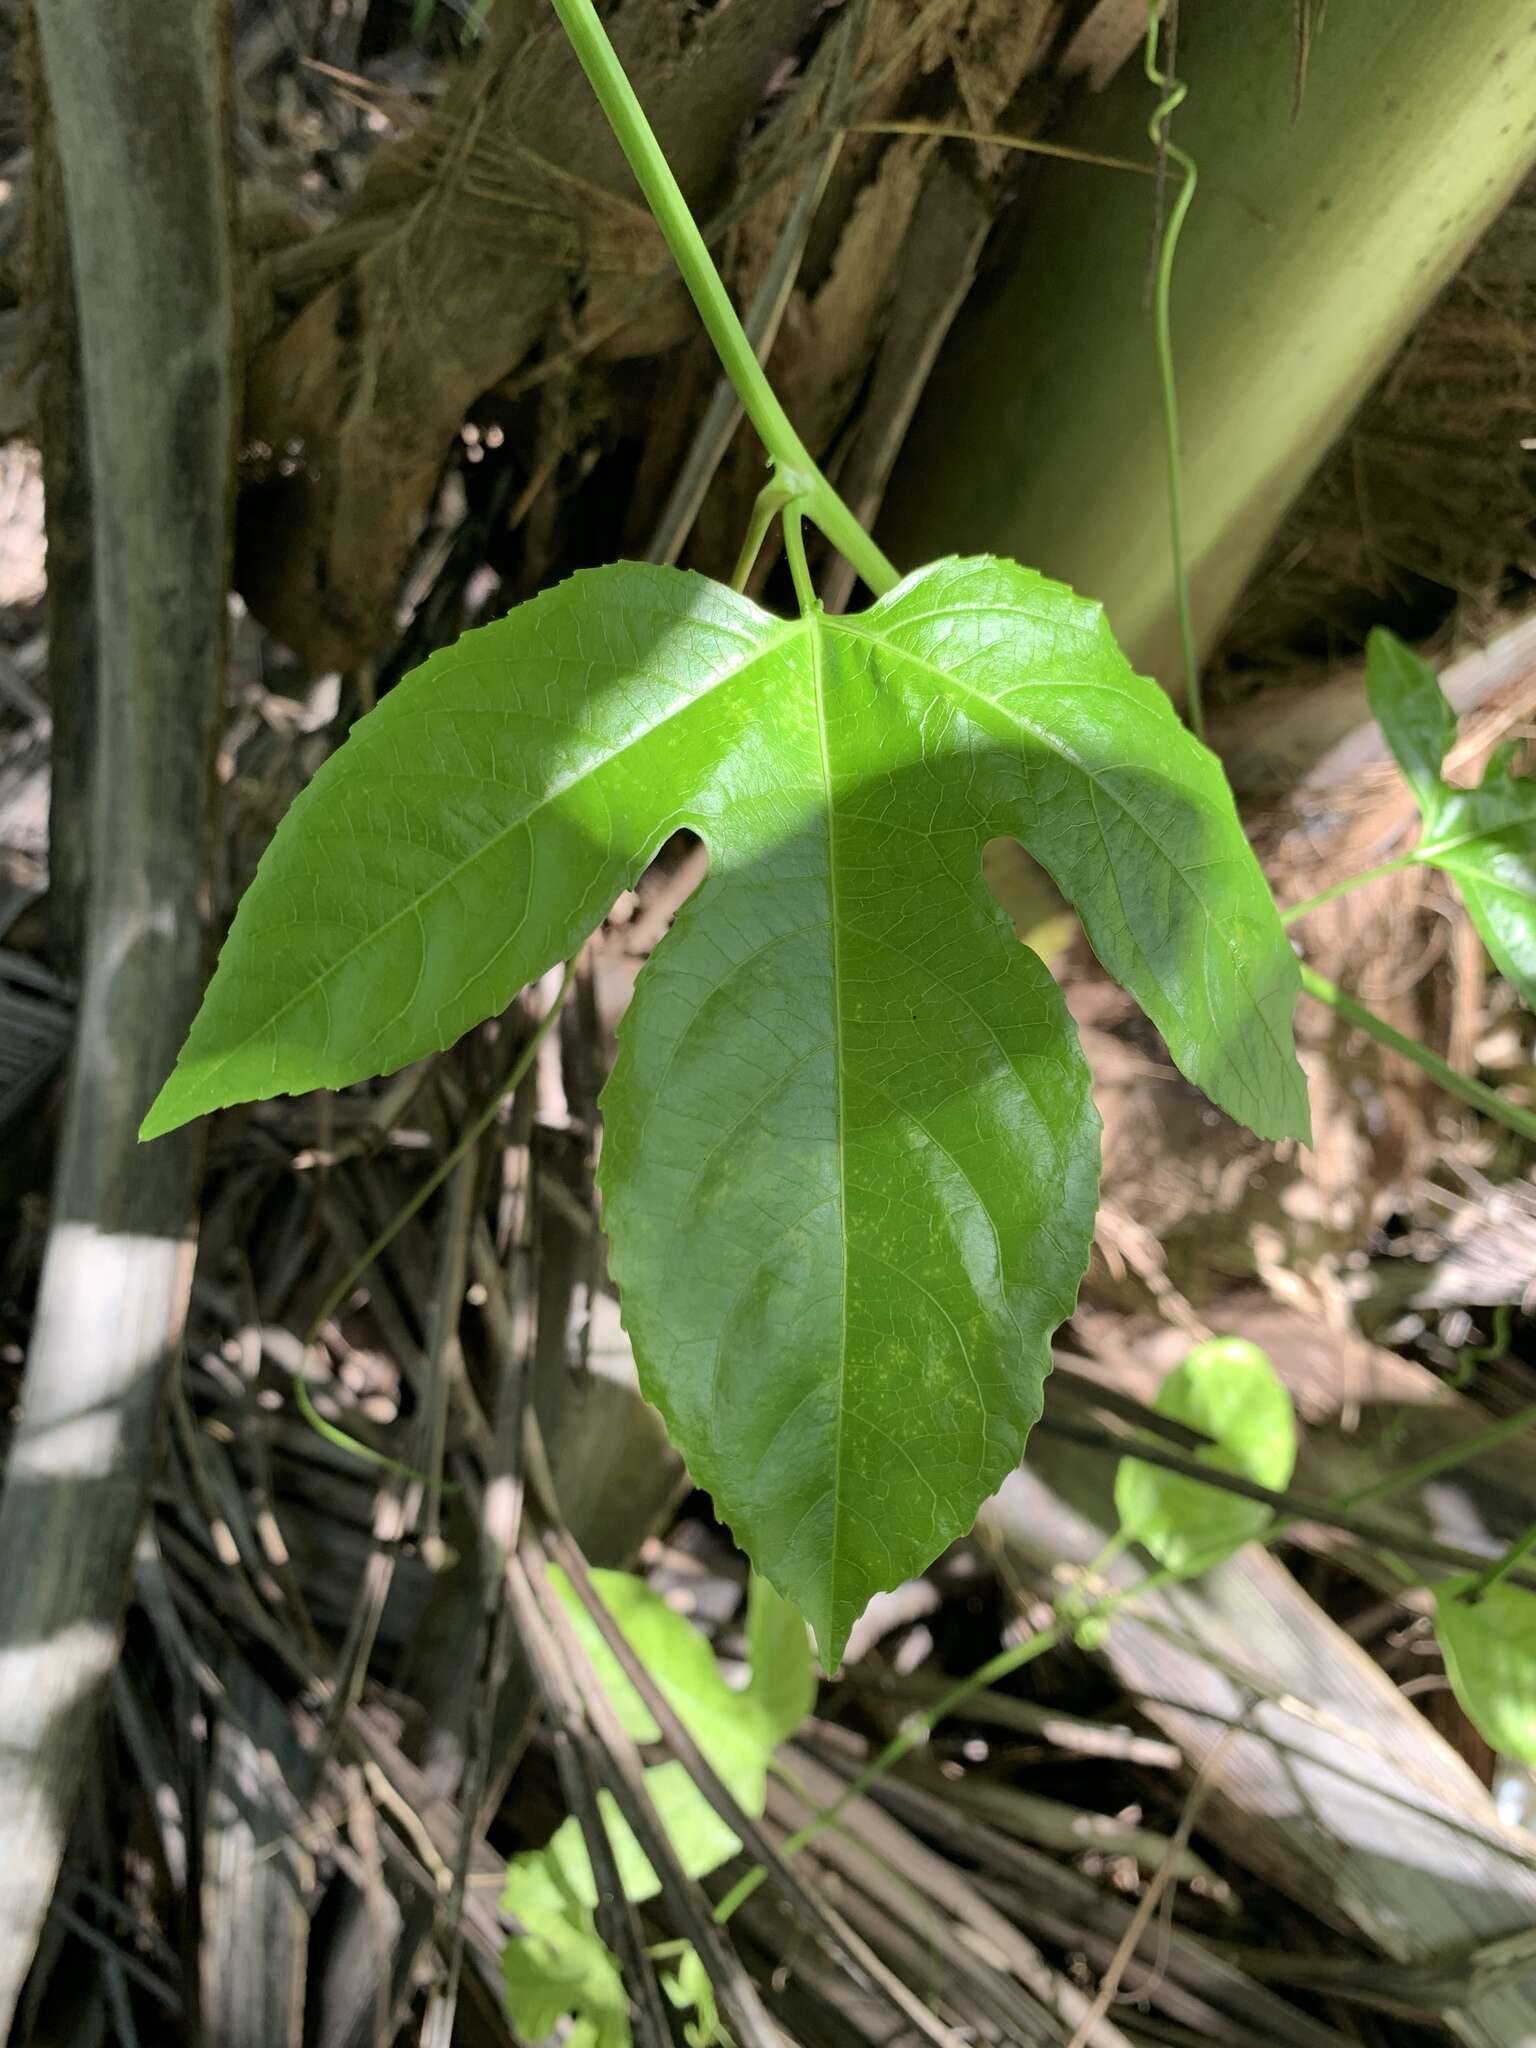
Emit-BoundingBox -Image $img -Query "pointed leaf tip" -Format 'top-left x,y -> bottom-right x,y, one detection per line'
136,563 -> 786,1136
139,1083 -> 189,1143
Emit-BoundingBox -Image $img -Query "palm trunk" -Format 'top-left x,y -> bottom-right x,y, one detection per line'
0,0 -> 235,2021
883,0 -> 1536,693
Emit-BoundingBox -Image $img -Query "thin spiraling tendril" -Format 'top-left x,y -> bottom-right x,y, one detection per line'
1145,2 -> 1203,739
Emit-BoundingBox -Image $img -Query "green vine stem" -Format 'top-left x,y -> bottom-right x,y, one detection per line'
1452,1303 -> 1512,1390
1280,854 -> 1419,925
1285,858 -> 1536,1146
713,1562 -> 1179,1925
1466,1518 -> 1536,1602
1339,1397 -> 1536,1513
1135,9 -> 1527,1149
730,482 -> 789,594
1144,1 -> 1202,738
714,1367 -> 1536,1919
1299,964 -> 1536,1144
718,1384 -> 1536,1918
548,0 -> 899,599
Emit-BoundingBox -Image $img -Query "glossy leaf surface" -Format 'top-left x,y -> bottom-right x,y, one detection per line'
142,565 -> 789,1137
1366,627 -> 1536,1007
1114,1337 -> 1296,1576
1434,1576 -> 1536,1767
143,558 -> 1306,1659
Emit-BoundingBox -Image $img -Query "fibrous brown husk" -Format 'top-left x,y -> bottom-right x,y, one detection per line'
235,0 -> 1079,665
236,0 -> 821,668
1216,176 -> 1536,672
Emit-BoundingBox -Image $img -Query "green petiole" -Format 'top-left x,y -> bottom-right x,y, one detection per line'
547,0 -> 899,600
1299,964 -> 1536,1145
1281,854 -> 1420,925
1339,1395 -> 1536,1514
1465,1518 -> 1536,1603
783,505 -> 819,618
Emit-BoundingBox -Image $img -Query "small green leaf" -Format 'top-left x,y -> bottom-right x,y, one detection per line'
662,1946 -> 728,2048
502,1568 -> 803,2044
1366,629 -> 1536,1008
1434,1577 -> 1536,1767
1416,752 -> 1536,1009
546,1567 -> 776,1894
501,1856 -> 629,2048
553,1568 -> 746,1758
1364,626 -> 1458,809
1114,1337 -> 1296,1575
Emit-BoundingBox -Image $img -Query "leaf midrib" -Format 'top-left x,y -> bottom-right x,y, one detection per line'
1418,818 -> 1536,869
808,602 -> 851,1656
177,619 -> 801,1100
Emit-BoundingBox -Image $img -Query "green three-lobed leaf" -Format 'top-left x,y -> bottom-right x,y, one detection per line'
1366,627 -> 1536,1007
144,558 -> 1307,1662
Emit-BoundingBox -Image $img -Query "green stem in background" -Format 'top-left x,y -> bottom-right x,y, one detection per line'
716,1378 -> 1536,1921
1145,2 -> 1202,739
295,1370 -> 429,1484
1452,1302 -> 1512,1391
1338,1398 -> 1536,1514
1299,964 -> 1536,1144
1281,854 -> 1419,926
730,483 -> 788,594
548,0 -> 899,601
1467,1519 -> 1536,1602
1284,845 -> 1536,1147
713,1563 -> 1176,1925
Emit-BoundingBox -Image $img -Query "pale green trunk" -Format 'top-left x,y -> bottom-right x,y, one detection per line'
883,0 -> 1536,693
